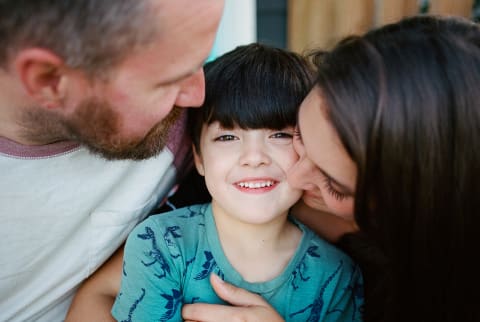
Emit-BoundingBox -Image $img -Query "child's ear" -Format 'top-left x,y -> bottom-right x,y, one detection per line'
192,144 -> 205,176
13,48 -> 68,109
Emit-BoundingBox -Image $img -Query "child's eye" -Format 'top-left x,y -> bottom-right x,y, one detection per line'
270,131 -> 293,139
214,134 -> 237,141
323,176 -> 348,201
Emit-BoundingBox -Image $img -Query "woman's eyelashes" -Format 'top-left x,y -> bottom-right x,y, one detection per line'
293,128 -> 303,142
323,176 -> 348,201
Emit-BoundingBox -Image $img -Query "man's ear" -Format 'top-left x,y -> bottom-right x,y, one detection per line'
192,144 -> 205,176
13,48 -> 68,109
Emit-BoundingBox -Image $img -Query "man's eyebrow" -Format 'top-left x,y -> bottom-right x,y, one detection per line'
319,168 -> 355,195
159,61 -> 205,86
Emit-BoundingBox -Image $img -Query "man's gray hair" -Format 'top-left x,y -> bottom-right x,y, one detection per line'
0,0 -> 157,76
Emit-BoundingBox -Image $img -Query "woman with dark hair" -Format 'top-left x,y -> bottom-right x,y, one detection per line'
183,15 -> 480,322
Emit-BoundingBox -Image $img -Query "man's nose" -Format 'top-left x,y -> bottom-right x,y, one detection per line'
174,68 -> 206,108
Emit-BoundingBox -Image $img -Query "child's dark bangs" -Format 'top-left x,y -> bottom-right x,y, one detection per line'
205,72 -> 300,130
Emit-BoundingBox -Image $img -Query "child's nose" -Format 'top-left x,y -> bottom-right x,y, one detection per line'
239,141 -> 271,167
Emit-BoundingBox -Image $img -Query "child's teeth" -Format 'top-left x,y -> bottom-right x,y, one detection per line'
238,181 -> 274,188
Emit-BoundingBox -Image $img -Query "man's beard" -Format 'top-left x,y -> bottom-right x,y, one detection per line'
20,97 -> 182,160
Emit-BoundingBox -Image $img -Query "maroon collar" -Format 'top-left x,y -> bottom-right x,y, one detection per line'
0,136 -> 80,158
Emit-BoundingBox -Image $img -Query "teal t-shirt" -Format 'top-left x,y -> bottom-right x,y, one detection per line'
112,204 -> 364,321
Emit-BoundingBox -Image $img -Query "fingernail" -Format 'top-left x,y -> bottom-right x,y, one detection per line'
211,273 -> 224,284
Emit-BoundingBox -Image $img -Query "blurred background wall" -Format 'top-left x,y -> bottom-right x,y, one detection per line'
288,0 -> 479,53
208,0 -> 256,60
211,0 -> 480,59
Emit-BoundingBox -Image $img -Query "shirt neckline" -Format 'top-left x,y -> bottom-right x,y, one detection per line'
0,136 -> 81,158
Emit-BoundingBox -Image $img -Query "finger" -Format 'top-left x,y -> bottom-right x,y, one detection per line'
209,273 -> 269,307
183,302 -> 284,322
182,303 -> 240,322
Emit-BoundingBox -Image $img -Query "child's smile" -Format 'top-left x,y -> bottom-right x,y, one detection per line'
234,178 -> 278,193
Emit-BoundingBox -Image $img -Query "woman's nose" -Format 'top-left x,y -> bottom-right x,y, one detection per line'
287,156 -> 318,190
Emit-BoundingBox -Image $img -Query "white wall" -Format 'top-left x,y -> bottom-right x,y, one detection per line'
208,0 -> 257,61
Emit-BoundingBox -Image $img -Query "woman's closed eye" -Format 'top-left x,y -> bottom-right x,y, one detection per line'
293,128 -> 303,142
323,176 -> 348,201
